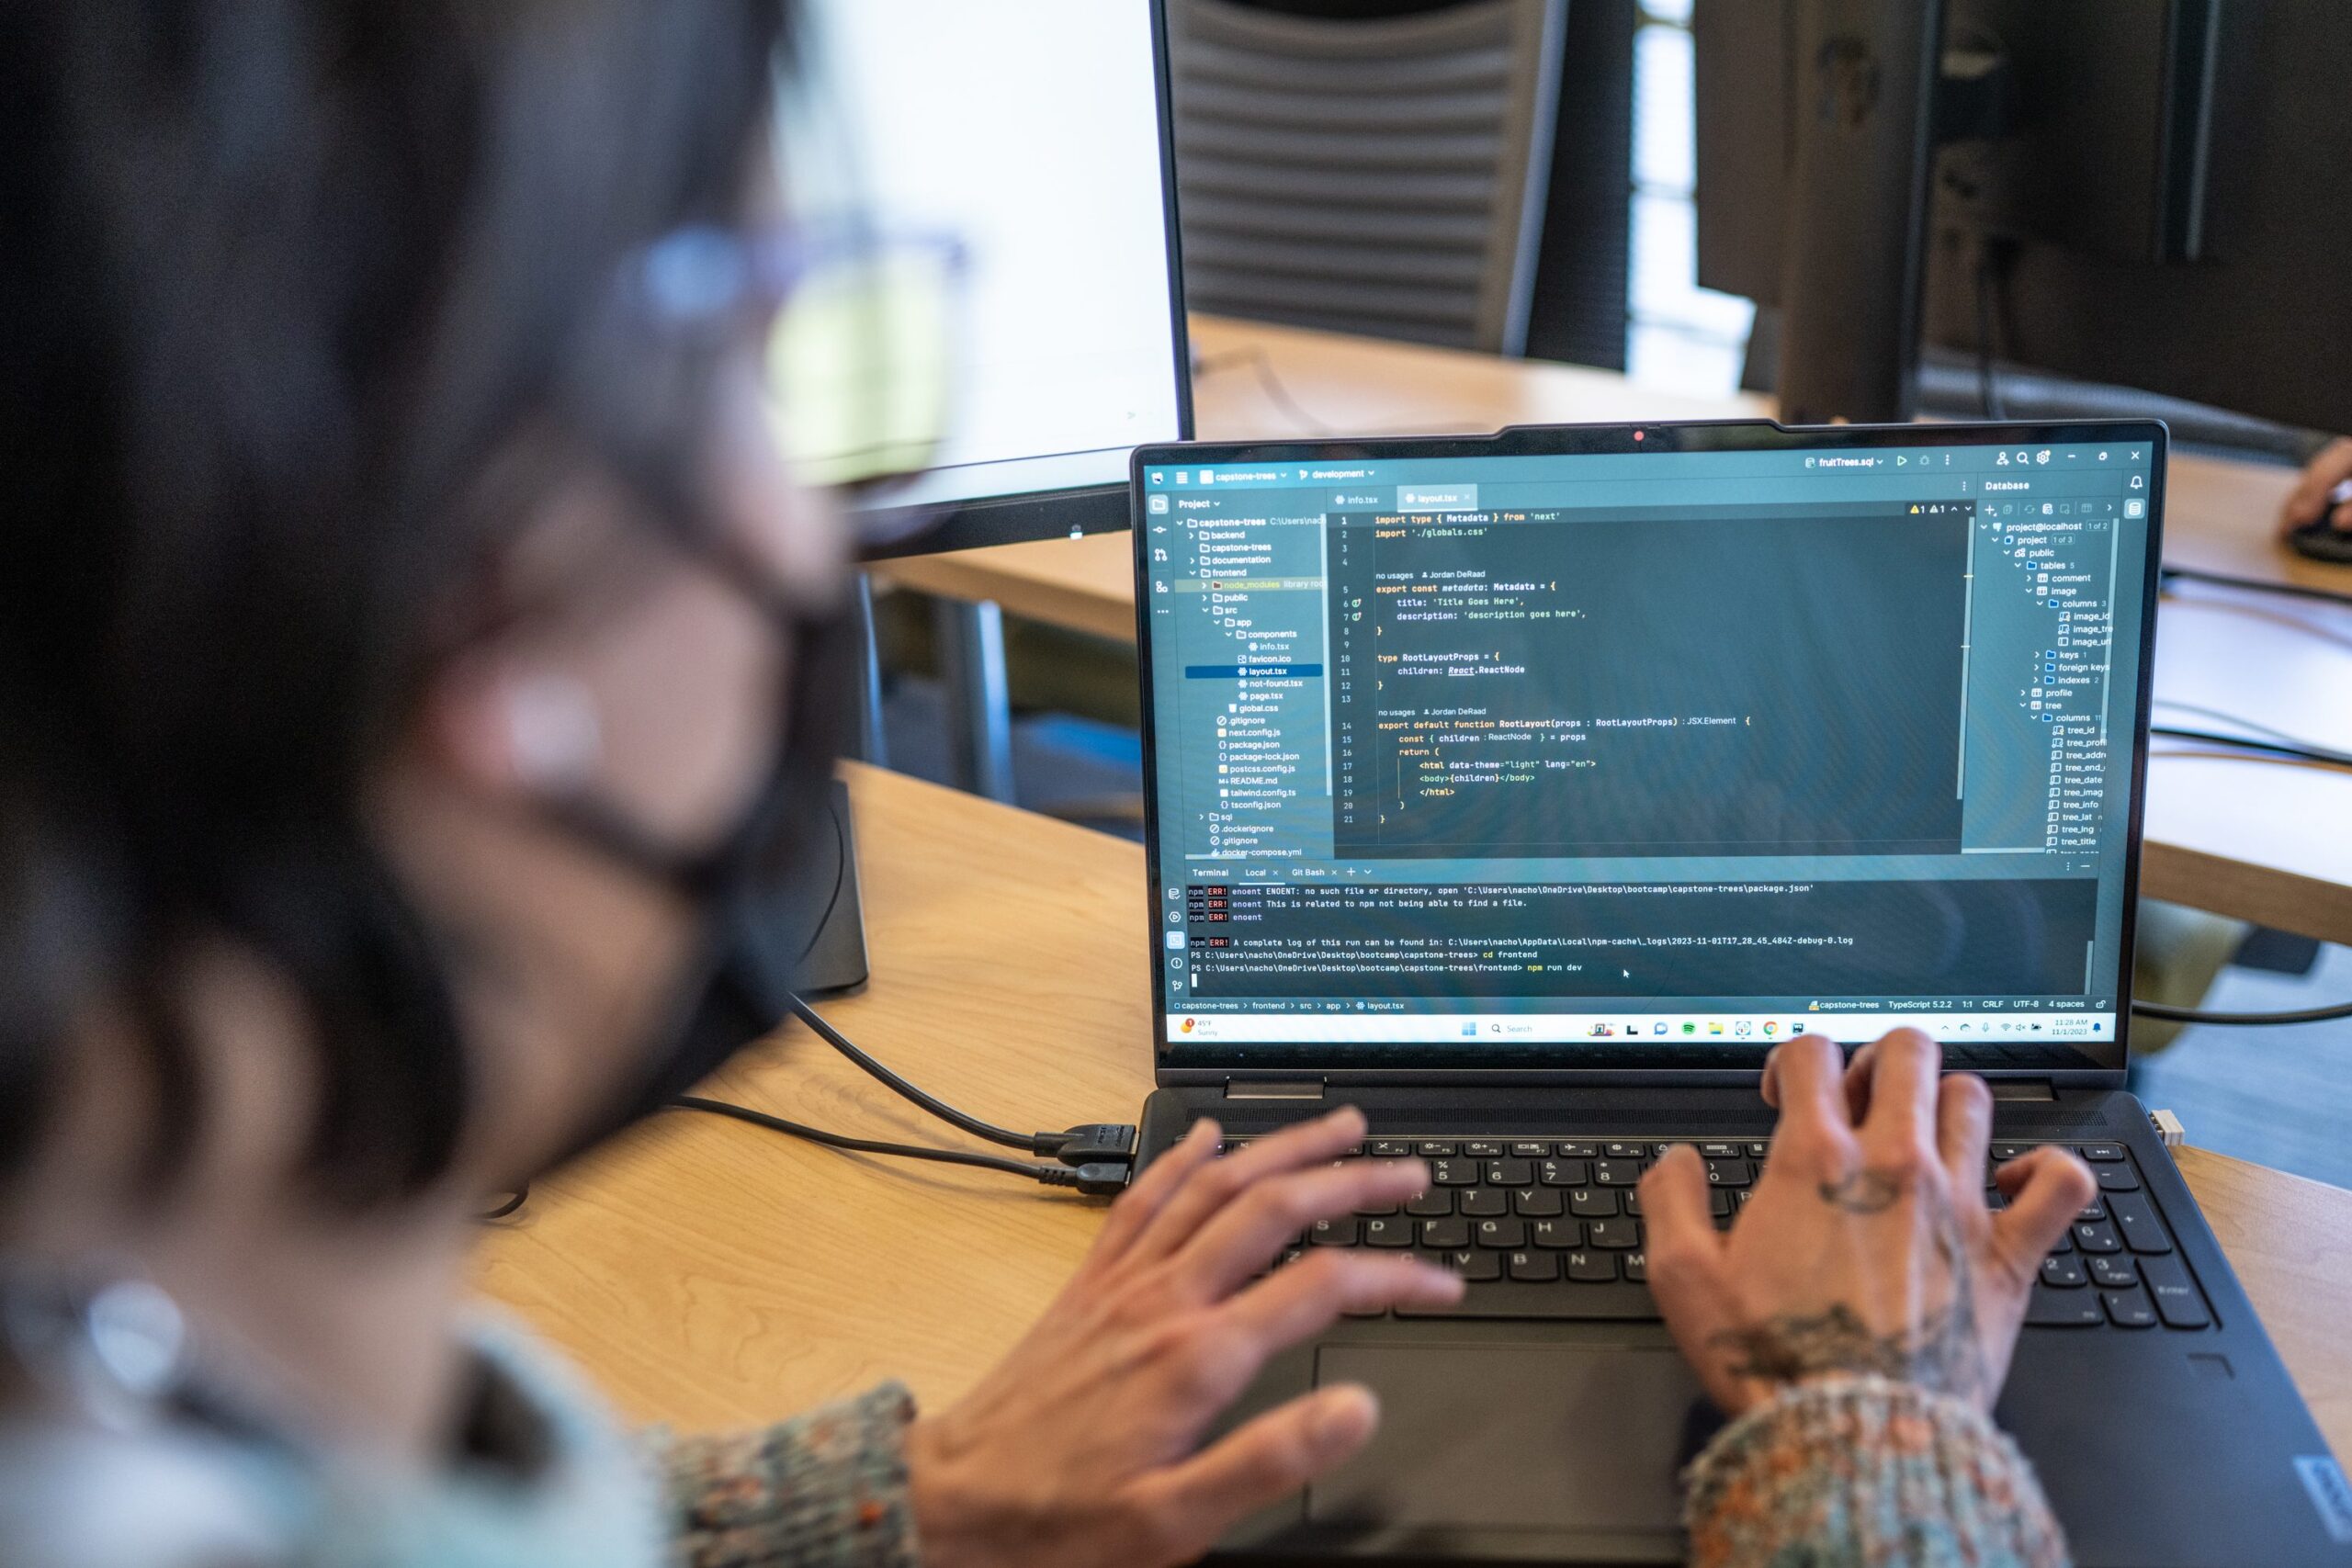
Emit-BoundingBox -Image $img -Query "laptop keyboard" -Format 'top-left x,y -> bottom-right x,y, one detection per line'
1228,1135 -> 2211,1330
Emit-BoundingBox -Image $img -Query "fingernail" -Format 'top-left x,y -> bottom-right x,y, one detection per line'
1313,1384 -> 1379,1450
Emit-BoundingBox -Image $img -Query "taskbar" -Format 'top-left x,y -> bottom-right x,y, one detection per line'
1169,1010 -> 2117,1045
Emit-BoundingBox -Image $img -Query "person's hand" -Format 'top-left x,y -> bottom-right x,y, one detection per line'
2279,435 -> 2352,539
1639,1030 -> 2095,1418
904,1107 -> 1462,1568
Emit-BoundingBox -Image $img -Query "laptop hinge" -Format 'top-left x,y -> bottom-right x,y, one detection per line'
1988,1079 -> 2057,1101
1223,1080 -> 1327,1101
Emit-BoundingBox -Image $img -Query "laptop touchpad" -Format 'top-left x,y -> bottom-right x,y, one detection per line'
1309,1345 -> 1713,1534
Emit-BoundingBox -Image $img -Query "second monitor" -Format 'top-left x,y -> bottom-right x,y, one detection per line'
797,0 -> 1193,554
1694,0 -> 2352,436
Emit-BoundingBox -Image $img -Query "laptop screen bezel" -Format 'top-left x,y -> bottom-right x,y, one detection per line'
1133,417 -> 2166,1085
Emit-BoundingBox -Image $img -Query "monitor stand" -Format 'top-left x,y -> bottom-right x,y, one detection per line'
794,776 -> 871,998
729,777 -> 871,1008
772,579 -> 883,1002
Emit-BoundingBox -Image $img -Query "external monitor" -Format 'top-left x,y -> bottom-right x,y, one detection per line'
797,0 -> 1193,556
1693,0 -> 2352,440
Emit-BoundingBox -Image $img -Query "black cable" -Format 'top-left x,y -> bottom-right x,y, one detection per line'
2159,563 -> 2352,610
2149,725 -> 2352,771
672,1095 -> 1048,1176
478,1186 -> 529,1222
485,992 -> 1140,1219
2132,710 -> 2352,1021
786,993 -> 1136,1163
2131,998 -> 2352,1026
671,1096 -> 1129,1194
786,992 -> 1039,1150
2152,698 -> 2330,750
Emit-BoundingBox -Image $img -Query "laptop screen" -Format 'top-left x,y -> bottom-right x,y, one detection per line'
1136,422 -> 2164,1074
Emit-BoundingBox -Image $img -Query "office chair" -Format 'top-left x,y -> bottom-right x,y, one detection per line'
1168,0 -> 1569,356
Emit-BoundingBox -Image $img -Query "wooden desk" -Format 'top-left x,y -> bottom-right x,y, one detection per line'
475,761 -> 2352,1465
875,316 -> 2352,945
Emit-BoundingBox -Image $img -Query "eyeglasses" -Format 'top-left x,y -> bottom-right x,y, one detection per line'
616,221 -> 968,522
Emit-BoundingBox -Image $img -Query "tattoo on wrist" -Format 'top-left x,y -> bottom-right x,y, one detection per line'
1709,1213 -> 1985,1399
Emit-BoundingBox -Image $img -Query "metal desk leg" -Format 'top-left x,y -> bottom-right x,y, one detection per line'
852,571 -> 889,769
933,596 -> 1017,802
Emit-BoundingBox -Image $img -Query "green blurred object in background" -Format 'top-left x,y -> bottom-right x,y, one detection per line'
766,238 -> 965,494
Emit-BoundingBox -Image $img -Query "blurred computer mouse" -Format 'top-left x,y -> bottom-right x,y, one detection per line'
2287,519 -> 2352,563
2290,477 -> 2352,563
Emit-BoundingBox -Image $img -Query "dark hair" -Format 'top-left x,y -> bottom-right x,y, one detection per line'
0,0 -> 795,1205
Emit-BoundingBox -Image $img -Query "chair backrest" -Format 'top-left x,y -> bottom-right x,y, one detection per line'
1168,0 -> 1567,355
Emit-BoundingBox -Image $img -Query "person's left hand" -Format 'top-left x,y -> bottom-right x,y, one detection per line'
1639,1031 -> 2093,1418
904,1107 -> 1463,1568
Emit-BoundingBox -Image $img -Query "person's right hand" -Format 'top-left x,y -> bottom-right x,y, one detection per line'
904,1107 -> 1462,1568
2279,435 -> 2352,540
1640,1031 -> 2096,1418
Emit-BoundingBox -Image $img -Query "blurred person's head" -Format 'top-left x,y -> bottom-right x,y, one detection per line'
0,0 -> 850,1385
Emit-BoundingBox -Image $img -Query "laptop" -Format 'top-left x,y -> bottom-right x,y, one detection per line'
1127,420 -> 2350,1567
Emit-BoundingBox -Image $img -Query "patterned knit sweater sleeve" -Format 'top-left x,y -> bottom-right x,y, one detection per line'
649,1382 -> 922,1568
643,1371 -> 2065,1568
1681,1373 -> 2071,1568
